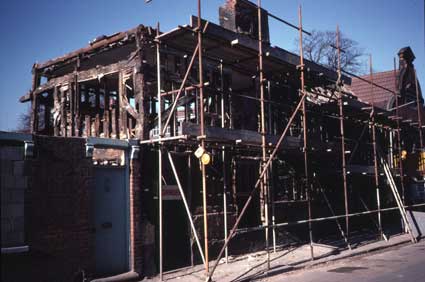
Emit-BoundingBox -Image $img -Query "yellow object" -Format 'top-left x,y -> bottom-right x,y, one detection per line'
393,155 -> 399,168
419,151 -> 425,173
201,153 -> 211,165
401,150 -> 407,160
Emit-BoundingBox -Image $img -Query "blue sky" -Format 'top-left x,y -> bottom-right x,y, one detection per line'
0,0 -> 423,131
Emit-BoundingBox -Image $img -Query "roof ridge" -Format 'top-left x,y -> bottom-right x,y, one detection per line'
353,69 -> 398,80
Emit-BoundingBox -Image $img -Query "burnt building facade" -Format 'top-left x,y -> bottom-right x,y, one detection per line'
2,0 -> 424,281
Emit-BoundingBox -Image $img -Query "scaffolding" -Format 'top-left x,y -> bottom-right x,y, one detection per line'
148,1 -> 424,281
22,0 -> 425,281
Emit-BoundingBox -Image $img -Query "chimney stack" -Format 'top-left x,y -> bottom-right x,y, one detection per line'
219,0 -> 270,44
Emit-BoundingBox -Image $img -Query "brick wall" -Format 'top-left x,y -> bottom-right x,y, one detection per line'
28,136 -> 94,281
1,145 -> 27,248
2,136 -> 145,281
130,157 -> 143,275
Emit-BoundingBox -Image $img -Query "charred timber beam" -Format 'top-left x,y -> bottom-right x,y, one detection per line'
134,28 -> 151,140
20,92 -> 31,103
121,94 -> 139,120
118,71 -> 125,138
30,68 -> 40,133
35,26 -> 146,71
60,87 -> 66,136
103,78 -> 110,138
22,61 -> 135,102
53,86 -> 60,136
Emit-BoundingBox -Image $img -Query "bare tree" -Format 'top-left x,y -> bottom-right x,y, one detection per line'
299,29 -> 365,74
16,106 -> 32,133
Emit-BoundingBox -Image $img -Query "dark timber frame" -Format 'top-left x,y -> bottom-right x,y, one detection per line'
20,1 -> 424,281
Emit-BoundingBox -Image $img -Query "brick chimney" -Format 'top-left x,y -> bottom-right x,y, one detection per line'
219,0 -> 270,44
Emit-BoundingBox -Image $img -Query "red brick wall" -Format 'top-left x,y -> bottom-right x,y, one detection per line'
130,156 -> 143,274
2,137 -> 145,281
27,136 -> 94,281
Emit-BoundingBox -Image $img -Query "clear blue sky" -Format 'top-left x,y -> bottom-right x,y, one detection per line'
0,0 -> 423,131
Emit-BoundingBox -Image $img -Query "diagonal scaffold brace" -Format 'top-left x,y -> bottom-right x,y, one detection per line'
167,151 -> 206,265
205,90 -> 308,282
379,152 -> 417,243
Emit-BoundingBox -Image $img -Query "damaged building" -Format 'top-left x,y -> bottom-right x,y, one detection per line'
1,0 -> 424,281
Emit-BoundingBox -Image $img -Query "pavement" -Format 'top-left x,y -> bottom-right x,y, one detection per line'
265,238 -> 425,282
143,233 -> 417,282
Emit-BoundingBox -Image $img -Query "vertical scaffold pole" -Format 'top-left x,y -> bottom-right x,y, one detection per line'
393,58 -> 406,203
369,54 -> 383,240
220,61 -> 229,263
197,0 -> 209,275
336,25 -> 351,245
268,80 -> 277,253
257,0 -> 270,270
298,5 -> 314,261
156,22 -> 163,281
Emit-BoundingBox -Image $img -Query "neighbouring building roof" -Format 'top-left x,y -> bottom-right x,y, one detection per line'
350,70 -> 397,110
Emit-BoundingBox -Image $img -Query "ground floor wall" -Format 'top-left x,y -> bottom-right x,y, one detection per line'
1,144 -> 27,248
1,134 -> 144,282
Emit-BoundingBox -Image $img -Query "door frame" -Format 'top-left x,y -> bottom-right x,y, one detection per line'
87,137 -> 135,275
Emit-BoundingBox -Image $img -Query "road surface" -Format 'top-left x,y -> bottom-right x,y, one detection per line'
265,240 -> 425,282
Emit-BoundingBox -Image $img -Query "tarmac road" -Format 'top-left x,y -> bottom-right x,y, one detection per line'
264,240 -> 425,282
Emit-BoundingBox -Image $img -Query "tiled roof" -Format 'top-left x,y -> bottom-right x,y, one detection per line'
350,70 -> 397,110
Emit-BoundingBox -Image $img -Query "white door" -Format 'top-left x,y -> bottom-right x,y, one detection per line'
94,167 -> 128,276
